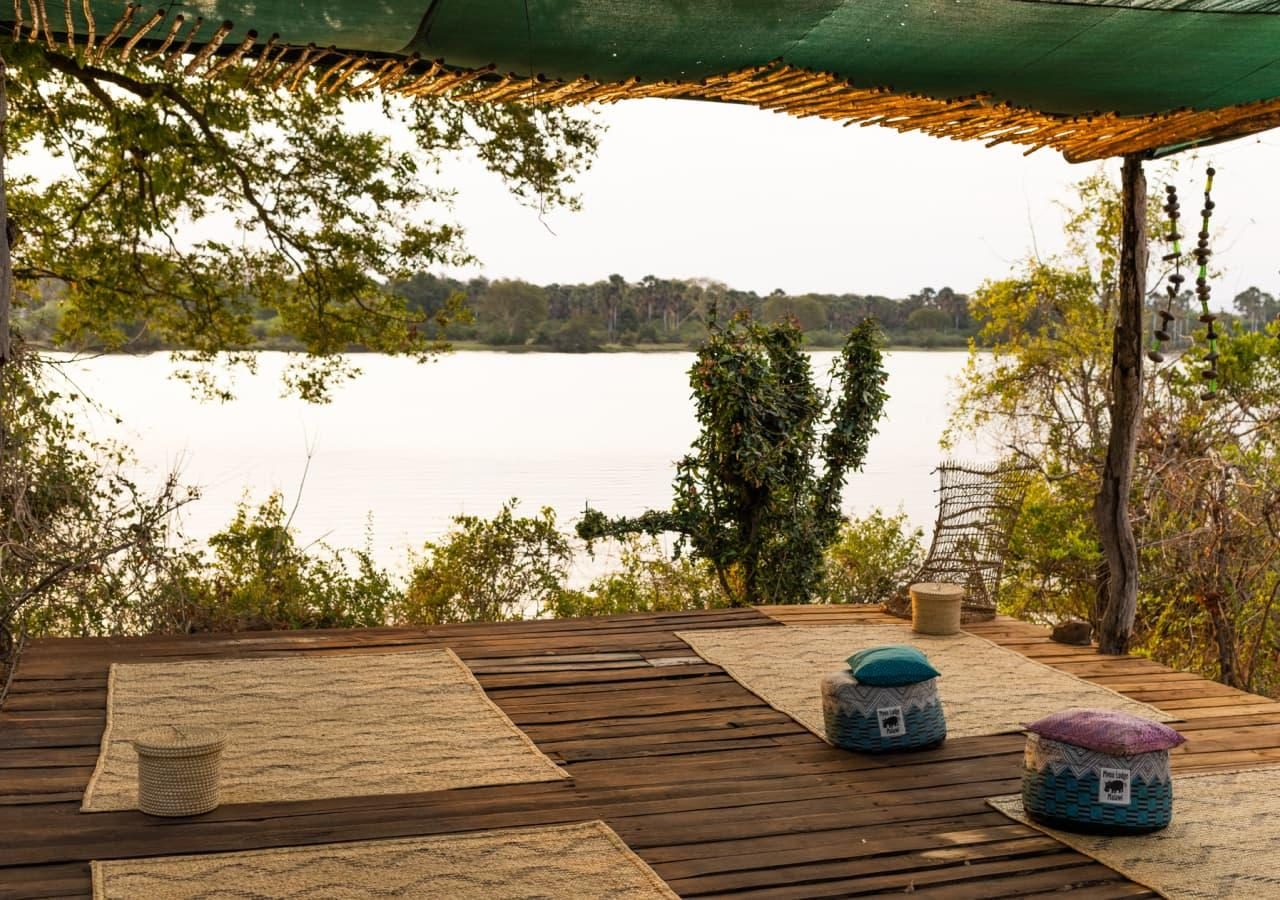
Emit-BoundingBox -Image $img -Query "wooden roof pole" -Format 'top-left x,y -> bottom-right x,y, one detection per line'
1094,154 -> 1147,655
0,51 -> 10,473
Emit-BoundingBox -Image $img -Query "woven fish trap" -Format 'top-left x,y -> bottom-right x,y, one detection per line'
133,725 -> 225,817
1021,734 -> 1173,834
821,672 -> 947,753
886,461 -> 1034,623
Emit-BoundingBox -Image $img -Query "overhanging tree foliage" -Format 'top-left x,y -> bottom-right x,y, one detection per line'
578,313 -> 889,606
4,38 -> 598,400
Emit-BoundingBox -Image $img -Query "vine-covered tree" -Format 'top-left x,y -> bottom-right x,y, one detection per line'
578,313 -> 889,606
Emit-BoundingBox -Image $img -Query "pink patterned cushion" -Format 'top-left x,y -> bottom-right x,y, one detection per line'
1024,708 -> 1186,756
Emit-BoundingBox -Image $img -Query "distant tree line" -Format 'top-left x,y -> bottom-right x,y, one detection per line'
20,271 -> 1280,355
15,274 -> 978,352
389,274 -> 976,350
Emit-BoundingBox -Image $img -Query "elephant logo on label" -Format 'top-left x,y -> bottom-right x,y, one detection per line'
876,706 -> 905,738
1098,767 -> 1131,806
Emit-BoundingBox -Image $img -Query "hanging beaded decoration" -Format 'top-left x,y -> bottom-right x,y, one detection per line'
1148,185 -> 1184,365
1193,168 -> 1219,401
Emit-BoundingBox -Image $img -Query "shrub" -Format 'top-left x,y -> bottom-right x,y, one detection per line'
2,344 -> 194,650
148,494 -> 399,633
539,318 -> 602,353
549,536 -> 729,617
397,500 -> 573,624
823,509 -> 925,605
580,315 -> 888,606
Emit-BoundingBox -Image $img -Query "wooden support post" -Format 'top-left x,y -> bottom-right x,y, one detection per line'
0,51 -> 10,470
1094,155 -> 1147,655
0,52 -> 9,369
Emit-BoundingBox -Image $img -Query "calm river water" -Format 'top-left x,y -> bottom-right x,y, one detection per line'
58,351 -> 989,578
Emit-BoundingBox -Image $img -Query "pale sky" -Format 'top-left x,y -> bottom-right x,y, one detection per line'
33,91 -> 1278,302
407,97 -> 1280,302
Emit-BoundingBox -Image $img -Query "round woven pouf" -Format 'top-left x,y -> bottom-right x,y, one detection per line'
820,671 -> 947,753
1021,734 -> 1174,834
910,582 -> 965,635
1020,709 -> 1186,835
133,725 -> 225,817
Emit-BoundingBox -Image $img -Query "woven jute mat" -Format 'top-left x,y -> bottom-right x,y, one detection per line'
989,764 -> 1280,899
92,820 -> 678,899
82,648 -> 568,812
676,624 -> 1175,741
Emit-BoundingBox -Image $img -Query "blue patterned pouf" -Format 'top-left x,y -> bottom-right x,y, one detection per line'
820,671 -> 946,753
1021,733 -> 1174,834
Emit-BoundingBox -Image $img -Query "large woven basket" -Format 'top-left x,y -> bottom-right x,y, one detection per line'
821,672 -> 947,753
133,725 -> 225,817
1021,733 -> 1173,834
910,582 -> 964,635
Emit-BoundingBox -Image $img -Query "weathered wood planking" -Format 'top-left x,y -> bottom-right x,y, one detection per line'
5,603 -> 1275,898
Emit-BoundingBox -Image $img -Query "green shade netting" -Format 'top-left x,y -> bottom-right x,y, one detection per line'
12,1 -> 1280,117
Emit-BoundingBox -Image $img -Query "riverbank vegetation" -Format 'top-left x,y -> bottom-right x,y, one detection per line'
16,270 -> 980,353
19,266 -> 1278,358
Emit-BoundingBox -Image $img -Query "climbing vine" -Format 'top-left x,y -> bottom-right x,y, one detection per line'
579,313 -> 889,606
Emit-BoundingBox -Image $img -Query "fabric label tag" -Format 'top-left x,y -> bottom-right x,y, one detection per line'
876,705 -> 905,738
1098,767 -> 1131,806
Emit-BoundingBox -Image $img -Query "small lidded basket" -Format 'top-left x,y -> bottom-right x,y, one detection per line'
910,582 -> 965,635
822,645 -> 947,753
133,725 -> 225,817
1021,708 -> 1186,834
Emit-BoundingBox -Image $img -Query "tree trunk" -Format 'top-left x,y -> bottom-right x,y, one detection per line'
1093,155 -> 1147,655
1204,592 -> 1241,688
1206,475 -> 1242,688
0,52 -> 11,470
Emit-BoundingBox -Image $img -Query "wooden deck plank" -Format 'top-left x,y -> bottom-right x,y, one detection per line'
1,604 -> 1275,898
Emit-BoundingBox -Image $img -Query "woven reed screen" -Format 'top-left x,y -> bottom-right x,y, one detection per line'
884,461 -> 1033,624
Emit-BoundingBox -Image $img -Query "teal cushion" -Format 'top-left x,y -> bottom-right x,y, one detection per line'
846,645 -> 940,686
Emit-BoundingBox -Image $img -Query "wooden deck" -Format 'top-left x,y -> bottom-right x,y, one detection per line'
3,604 -> 1280,899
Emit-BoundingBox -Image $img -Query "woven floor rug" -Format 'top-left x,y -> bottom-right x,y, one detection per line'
989,765 -> 1280,899
676,624 -> 1174,741
82,649 -> 567,812
92,820 -> 678,899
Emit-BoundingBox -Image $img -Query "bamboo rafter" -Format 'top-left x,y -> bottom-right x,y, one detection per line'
14,0 -> 1280,162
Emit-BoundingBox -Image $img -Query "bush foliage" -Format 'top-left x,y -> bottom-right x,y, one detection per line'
950,174 -> 1280,697
823,510 -> 925,606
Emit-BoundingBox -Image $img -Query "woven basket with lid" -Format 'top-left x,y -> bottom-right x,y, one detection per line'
910,582 -> 965,635
133,725 -> 225,817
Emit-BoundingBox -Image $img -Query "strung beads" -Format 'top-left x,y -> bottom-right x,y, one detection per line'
1195,167 -> 1218,401
1149,185 -> 1183,365
1149,168 -> 1222,401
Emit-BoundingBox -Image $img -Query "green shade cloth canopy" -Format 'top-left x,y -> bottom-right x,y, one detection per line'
416,0 -> 1280,116
11,1 -> 1280,159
